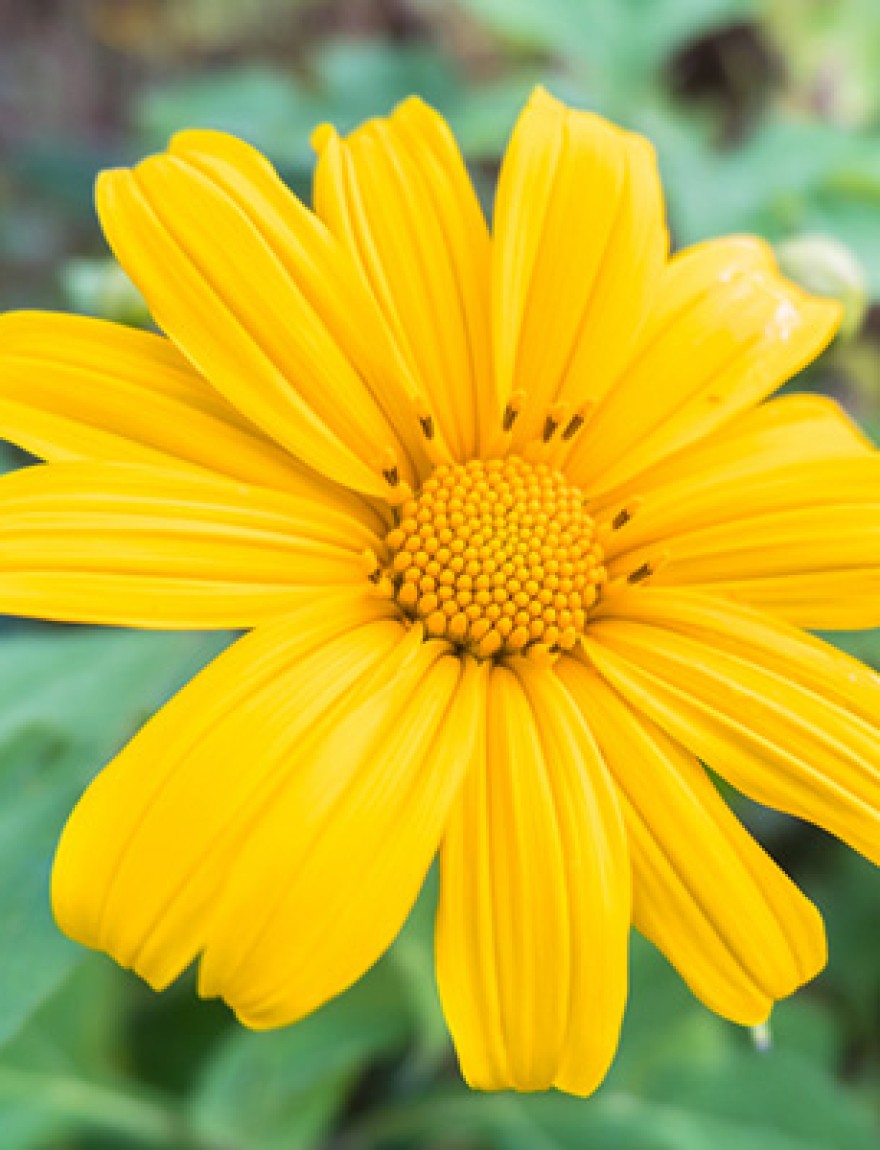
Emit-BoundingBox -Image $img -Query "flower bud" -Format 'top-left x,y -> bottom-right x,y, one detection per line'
776,234 -> 868,340
61,258 -> 151,328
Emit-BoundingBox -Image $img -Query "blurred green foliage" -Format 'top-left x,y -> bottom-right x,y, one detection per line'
2,0 -> 880,1146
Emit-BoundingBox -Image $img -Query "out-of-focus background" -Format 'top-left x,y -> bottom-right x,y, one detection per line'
1,1 -> 880,1147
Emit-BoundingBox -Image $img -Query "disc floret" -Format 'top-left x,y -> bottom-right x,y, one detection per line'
381,457 -> 606,660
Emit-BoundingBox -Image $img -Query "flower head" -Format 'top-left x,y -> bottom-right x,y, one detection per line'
1,88 -> 877,1096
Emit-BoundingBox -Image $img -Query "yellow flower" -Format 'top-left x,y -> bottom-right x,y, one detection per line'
0,87 -> 877,1097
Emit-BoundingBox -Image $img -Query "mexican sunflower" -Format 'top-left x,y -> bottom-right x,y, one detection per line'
1,87 -> 878,1097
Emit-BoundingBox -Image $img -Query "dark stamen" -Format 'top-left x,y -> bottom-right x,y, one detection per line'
627,561 -> 653,585
502,403 -> 520,432
542,414 -> 559,443
562,413 -> 585,440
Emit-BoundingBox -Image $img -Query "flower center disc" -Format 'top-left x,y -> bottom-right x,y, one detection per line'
382,457 -> 606,660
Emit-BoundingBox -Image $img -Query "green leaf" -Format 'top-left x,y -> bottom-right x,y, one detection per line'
447,73 -> 549,161
443,0 -> 756,113
0,958 -> 184,1150
0,1060 -> 192,1150
0,626 -> 231,1051
61,258 -> 152,327
189,959 -> 414,1150
810,850 -> 880,1017
309,41 -> 460,126
819,628 -> 880,667
763,0 -> 880,129
135,65 -> 321,170
353,1045 -> 878,1150
642,106 -> 880,297
349,936 -> 877,1149
0,443 -> 29,476
135,44 -> 464,173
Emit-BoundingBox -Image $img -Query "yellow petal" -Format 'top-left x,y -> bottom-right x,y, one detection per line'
586,588 -> 880,866
700,570 -> 880,629
558,659 -> 826,1026
435,658 -> 630,1096
597,392 -> 872,523
97,132 -> 427,498
0,461 -> 378,627
54,610 -> 482,1027
0,310 -> 364,499
565,237 -> 842,493
313,97 -> 493,459
493,87 -> 667,449
597,396 -> 880,629
609,494 -> 880,629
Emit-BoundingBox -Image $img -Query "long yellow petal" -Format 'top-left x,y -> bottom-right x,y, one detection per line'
199,644 -> 483,1027
54,603 -> 475,1028
493,87 -> 667,449
565,237 -> 842,492
585,588 -> 880,866
313,97 -> 493,459
0,310 -> 370,502
0,462 -> 379,627
596,396 -> 880,628
96,133 -> 426,497
699,570 -> 880,628
558,659 -> 826,1026
435,658 -> 630,1096
596,392 -> 872,523
608,497 -> 880,629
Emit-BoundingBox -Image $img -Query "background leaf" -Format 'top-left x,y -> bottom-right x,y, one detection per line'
0,627 -> 231,1053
